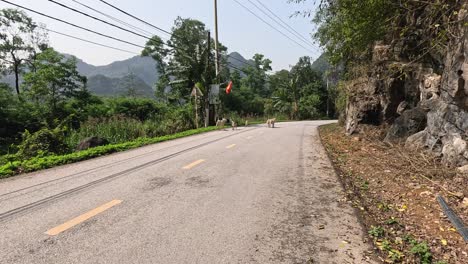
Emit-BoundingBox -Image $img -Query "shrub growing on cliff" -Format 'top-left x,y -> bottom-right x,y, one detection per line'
291,0 -> 396,65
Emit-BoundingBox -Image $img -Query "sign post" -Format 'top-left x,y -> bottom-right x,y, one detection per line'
191,85 -> 203,129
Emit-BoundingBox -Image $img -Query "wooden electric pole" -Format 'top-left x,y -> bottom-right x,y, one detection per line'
214,0 -> 220,77
205,31 -> 211,128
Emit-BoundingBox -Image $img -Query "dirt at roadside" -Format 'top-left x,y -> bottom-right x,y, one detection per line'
319,124 -> 467,264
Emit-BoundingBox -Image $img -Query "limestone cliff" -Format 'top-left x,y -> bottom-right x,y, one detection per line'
344,3 -> 467,166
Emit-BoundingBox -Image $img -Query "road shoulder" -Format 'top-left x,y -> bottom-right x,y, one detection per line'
251,122 -> 376,263
319,123 -> 467,264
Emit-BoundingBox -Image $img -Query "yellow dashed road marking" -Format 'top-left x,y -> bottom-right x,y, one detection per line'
183,159 -> 205,169
226,144 -> 236,149
46,199 -> 122,236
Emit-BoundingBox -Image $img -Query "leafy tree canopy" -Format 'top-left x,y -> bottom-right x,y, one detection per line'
0,8 -> 48,94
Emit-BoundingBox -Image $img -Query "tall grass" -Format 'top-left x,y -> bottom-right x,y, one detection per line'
1,126 -> 218,178
66,115 -> 146,147
65,112 -> 196,149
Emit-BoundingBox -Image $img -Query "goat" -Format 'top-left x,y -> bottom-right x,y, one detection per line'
266,118 -> 276,128
232,121 -> 238,130
216,118 -> 227,129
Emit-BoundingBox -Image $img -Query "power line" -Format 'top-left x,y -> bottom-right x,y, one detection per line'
227,63 -> 248,75
231,0 -> 316,54
0,0 -> 145,48
70,0 -> 155,38
97,0 -> 171,36
226,54 -> 256,68
253,0 -> 315,49
43,27 -> 139,55
47,0 -> 152,41
91,0 -> 261,70
4,0 -> 270,77
50,0 -> 240,67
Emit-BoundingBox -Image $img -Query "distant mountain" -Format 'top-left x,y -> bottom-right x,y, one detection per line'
311,53 -> 343,85
69,55 -> 158,97
226,52 -> 253,75
1,52 -> 253,97
1,55 -> 159,97
72,55 -> 159,87
87,74 -> 154,98
311,53 -> 330,75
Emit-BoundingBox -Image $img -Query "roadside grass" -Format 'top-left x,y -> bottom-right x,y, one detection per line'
0,126 -> 219,179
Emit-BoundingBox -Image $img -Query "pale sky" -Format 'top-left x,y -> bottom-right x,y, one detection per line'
0,0 -> 322,71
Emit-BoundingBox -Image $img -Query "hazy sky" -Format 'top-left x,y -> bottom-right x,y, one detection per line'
0,0 -> 322,71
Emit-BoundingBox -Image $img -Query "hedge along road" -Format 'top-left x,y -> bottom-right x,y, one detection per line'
0,126 -> 221,178
0,121 -> 376,264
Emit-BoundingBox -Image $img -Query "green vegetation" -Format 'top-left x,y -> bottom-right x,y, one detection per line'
404,236 -> 433,264
291,0 -> 462,121
0,10 -> 333,177
292,0 -> 458,67
368,225 -> 385,238
0,126 -> 217,178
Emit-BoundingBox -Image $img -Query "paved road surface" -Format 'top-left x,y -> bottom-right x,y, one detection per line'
0,121 -> 374,264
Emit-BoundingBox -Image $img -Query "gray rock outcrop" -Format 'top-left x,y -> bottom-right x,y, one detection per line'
344,5 -> 468,166
76,137 -> 109,151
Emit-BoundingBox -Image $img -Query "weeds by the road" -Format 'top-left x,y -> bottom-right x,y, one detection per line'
0,126 -> 218,178
319,123 -> 467,264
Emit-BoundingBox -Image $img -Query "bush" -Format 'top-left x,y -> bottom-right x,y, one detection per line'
0,126 -> 218,178
17,127 -> 69,159
162,104 -> 195,133
107,97 -> 168,121
298,94 -> 322,120
66,104 -> 196,148
66,115 -> 146,147
0,154 -> 17,166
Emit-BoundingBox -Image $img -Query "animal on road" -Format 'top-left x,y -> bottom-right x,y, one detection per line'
266,118 -> 276,128
216,118 -> 227,129
232,121 -> 238,130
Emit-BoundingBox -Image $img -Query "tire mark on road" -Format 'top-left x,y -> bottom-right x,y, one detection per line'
0,129 -> 256,200
0,127 -> 257,222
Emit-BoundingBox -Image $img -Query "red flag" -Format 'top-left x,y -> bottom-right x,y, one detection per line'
225,81 -> 233,94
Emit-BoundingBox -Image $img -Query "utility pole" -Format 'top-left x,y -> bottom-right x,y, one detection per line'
205,31 -> 211,128
213,0 -> 220,77
194,89 -> 199,129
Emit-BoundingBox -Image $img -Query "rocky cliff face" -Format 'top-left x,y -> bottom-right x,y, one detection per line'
344,5 -> 467,167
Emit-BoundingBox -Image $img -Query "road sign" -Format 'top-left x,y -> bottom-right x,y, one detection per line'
209,84 -> 220,104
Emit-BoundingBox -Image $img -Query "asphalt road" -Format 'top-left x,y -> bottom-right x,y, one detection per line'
0,121 -> 375,264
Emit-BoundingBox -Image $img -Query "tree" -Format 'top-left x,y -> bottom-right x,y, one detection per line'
272,86 -> 294,119
142,17 -> 228,101
243,53 -> 272,97
268,56 -> 328,119
141,35 -> 169,101
291,56 -> 328,115
23,48 -> 87,120
268,69 -> 289,95
0,9 -> 48,95
122,70 -> 138,98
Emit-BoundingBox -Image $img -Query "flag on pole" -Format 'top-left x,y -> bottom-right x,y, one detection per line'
225,81 -> 233,94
